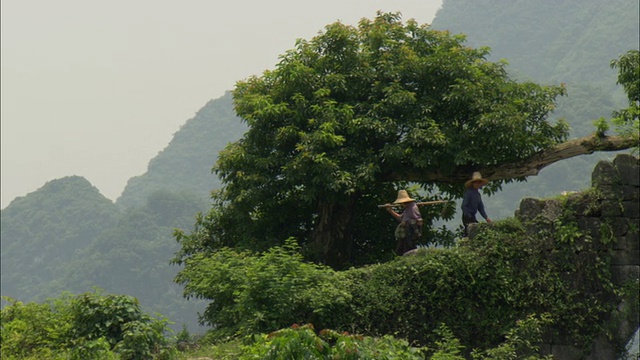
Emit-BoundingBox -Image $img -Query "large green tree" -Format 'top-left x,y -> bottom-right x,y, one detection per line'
174,13 -> 634,269
610,49 -> 639,141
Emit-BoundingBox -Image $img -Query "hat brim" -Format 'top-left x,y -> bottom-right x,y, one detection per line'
394,198 -> 415,204
465,178 -> 489,188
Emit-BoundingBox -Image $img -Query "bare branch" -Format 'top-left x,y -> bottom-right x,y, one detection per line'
381,134 -> 638,183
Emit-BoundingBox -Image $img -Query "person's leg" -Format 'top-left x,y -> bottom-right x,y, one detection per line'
395,238 -> 407,256
462,214 -> 478,237
406,223 -> 418,251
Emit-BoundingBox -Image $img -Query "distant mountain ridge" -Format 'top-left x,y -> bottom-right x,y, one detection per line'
116,91 -> 246,209
432,0 -> 639,90
0,176 -> 120,300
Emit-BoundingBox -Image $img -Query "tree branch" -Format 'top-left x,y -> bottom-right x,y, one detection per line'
381,134 -> 638,183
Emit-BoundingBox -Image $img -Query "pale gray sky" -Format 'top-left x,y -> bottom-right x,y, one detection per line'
1,0 -> 443,209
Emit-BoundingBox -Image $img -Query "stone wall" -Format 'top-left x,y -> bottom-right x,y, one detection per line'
514,154 -> 639,360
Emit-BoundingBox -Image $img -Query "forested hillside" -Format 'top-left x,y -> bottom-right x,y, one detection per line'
57,190 -> 208,331
433,0 -> 638,91
1,180 -> 209,332
0,176 -> 120,299
116,92 -> 245,209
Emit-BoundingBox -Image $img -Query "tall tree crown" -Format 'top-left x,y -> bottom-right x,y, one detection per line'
177,13 -> 569,265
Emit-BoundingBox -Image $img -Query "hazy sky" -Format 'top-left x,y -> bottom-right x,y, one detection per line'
1,0 -> 443,209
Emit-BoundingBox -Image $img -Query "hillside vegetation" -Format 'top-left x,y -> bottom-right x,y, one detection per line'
1,0 -> 637,346
1,176 -> 120,300
5,156 -> 638,358
116,92 -> 245,209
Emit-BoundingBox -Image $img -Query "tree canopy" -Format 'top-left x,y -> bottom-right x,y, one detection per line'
172,12 -> 603,268
610,49 -> 640,142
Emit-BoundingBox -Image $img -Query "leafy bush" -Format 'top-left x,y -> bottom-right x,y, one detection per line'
470,314 -> 553,360
1,290 -> 177,359
240,324 -> 426,360
0,295 -> 73,359
332,215 -> 617,351
334,221 -> 534,348
69,290 -> 176,360
175,238 -> 352,339
180,214 -> 622,354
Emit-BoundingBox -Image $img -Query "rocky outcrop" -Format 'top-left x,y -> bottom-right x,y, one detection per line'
512,154 -> 639,360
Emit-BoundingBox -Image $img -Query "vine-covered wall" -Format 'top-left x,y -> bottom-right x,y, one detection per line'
511,154 -> 639,360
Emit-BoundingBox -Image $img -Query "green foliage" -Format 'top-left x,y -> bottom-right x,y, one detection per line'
0,291 -> 177,360
177,11 -> 568,269
0,296 -> 73,358
240,324 -> 426,360
69,337 -> 119,360
182,213 -> 623,354
594,117 -> 610,137
339,225 -> 550,349
471,314 -> 553,360
175,239 -> 351,339
182,322 -> 555,359
611,50 -> 640,110
427,324 -> 465,360
70,290 -> 176,360
241,324 -> 331,359
610,50 -> 640,149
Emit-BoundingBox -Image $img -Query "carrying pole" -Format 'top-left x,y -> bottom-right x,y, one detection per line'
377,200 -> 451,208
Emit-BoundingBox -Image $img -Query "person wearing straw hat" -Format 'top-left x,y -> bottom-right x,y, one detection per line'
461,172 -> 492,237
385,190 -> 423,255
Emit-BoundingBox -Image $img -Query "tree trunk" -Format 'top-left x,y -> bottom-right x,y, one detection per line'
382,134 -> 638,183
311,196 -> 356,269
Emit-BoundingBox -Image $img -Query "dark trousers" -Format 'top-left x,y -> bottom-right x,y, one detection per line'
396,222 -> 421,255
462,214 -> 478,237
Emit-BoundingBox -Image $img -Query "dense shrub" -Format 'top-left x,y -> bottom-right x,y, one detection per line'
234,320 -> 551,359
240,324 -> 427,360
181,215 -> 622,354
0,290 -> 177,359
176,238 -> 352,340
0,296 -> 73,359
338,217 -> 620,350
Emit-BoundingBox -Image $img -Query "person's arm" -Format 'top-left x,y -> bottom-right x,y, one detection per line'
386,207 -> 402,222
478,197 -> 491,223
461,189 -> 471,217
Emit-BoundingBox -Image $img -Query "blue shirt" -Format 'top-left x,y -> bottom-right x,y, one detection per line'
461,187 -> 488,219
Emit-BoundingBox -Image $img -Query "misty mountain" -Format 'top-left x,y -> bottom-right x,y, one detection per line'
55,190 -> 208,331
0,176 -> 120,300
0,95 -> 244,331
0,177 -> 209,331
116,91 -> 246,209
432,0 -> 639,92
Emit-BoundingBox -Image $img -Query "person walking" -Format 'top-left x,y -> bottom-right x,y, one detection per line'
385,190 -> 423,255
461,172 -> 492,237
